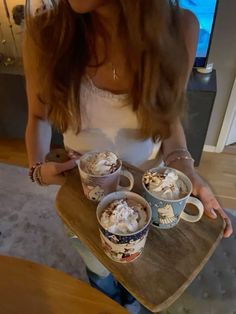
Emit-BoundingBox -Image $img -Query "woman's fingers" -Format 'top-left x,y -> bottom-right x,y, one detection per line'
39,160 -> 77,185
214,207 -> 233,238
67,150 -> 81,160
196,185 -> 233,238
54,159 -> 77,174
197,186 -> 217,219
203,202 -> 233,238
204,206 -> 217,219
222,216 -> 233,238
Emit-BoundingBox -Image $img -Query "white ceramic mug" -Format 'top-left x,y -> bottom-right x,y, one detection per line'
77,151 -> 134,202
96,191 -> 152,263
142,167 -> 204,229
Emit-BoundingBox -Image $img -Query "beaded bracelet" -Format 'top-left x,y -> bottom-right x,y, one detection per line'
33,164 -> 47,186
165,155 -> 194,167
29,162 -> 42,182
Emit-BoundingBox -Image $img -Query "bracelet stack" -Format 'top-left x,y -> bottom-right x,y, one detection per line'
164,148 -> 194,167
29,163 -> 47,186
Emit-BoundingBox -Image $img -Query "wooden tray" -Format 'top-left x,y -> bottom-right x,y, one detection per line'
55,158 -> 225,312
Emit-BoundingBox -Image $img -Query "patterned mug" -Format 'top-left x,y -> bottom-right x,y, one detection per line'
77,151 -> 134,202
96,191 -> 152,263
142,167 -> 204,229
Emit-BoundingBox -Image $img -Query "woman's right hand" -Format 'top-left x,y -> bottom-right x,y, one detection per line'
39,159 -> 77,185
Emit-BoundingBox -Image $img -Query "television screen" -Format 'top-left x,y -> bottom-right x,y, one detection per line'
179,0 -> 218,67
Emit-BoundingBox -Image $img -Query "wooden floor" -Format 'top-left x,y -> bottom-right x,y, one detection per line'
224,143 -> 236,154
0,138 -> 28,168
196,150 -> 236,209
0,138 -> 235,209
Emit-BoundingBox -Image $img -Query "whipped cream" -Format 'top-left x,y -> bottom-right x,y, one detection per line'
100,199 -> 147,234
83,152 -> 119,176
143,169 -> 188,200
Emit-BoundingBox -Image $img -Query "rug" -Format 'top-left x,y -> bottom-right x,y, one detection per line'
0,163 -> 87,281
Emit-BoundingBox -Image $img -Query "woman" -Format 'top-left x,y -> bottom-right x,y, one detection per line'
23,0 -> 232,310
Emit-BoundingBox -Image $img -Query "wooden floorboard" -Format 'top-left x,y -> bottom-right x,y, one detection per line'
196,151 -> 236,209
0,138 -> 235,209
0,138 -> 28,168
224,143 -> 236,154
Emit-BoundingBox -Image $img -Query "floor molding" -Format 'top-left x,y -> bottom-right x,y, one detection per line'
203,145 -> 217,153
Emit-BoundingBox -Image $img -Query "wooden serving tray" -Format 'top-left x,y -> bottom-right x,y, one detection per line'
54,155 -> 225,313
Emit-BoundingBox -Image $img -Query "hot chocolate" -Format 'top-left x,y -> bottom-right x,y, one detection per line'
143,168 -> 188,200
81,151 -> 119,176
100,198 -> 148,234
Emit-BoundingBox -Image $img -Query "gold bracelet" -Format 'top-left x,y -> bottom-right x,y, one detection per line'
165,155 -> 194,167
164,148 -> 189,163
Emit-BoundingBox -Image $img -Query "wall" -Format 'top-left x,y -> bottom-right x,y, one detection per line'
205,0 -> 236,146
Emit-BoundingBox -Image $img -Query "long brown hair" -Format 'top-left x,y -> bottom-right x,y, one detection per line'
24,0 -> 188,140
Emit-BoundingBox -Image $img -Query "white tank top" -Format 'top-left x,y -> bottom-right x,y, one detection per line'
63,76 -> 162,169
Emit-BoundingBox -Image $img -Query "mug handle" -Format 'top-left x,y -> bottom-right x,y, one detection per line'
117,169 -> 134,191
180,196 -> 204,223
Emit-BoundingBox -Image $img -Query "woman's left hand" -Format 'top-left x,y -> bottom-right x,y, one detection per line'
187,171 -> 233,238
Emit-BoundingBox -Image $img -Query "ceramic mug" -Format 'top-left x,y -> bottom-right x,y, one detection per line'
77,151 -> 134,202
142,167 -> 204,229
96,191 -> 152,263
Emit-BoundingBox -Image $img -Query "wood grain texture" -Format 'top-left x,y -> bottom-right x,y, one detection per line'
196,151 -> 236,209
0,255 -> 128,314
224,143 -> 236,154
55,165 -> 225,312
0,138 -> 28,167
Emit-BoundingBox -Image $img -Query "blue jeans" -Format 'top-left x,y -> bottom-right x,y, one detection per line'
66,228 -> 136,305
86,268 -> 136,306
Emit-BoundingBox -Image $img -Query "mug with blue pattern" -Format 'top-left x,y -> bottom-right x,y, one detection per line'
142,167 -> 204,229
96,191 -> 152,263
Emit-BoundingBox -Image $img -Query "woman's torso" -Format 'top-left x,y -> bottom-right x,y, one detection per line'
63,75 -> 162,169
63,37 -> 162,169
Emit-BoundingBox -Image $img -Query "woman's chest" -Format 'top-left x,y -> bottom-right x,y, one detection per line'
85,66 -> 131,95
85,39 -> 132,95
80,90 -> 138,131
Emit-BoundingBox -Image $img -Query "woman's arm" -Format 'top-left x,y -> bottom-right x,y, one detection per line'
23,33 -> 75,185
162,10 -> 233,237
23,33 -> 52,167
24,82 -> 52,167
162,119 -> 194,175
